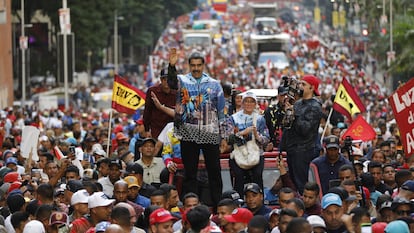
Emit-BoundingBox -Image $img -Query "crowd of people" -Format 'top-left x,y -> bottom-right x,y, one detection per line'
0,2 -> 408,233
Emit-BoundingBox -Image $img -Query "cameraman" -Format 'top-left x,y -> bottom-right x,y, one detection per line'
280,75 -> 323,194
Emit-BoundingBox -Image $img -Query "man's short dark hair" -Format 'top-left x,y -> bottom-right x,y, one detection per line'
217,198 -> 238,209
11,211 -> 29,229
65,165 -> 80,176
286,217 -> 310,233
39,152 -> 54,161
395,169 -> 412,186
150,189 -> 167,200
304,182 -> 320,195
186,205 -> 211,232
248,215 -> 268,233
286,198 -> 305,211
188,52 -> 205,64
183,192 -> 199,202
160,184 -> 177,200
111,206 -> 131,226
35,204 -> 55,222
96,158 -> 111,169
36,183 -> 54,200
279,208 -> 298,220
380,141 -> 391,148
350,207 -> 370,225
7,194 -> 25,213
339,164 -> 355,174
368,161 -> 383,170
279,187 -> 294,195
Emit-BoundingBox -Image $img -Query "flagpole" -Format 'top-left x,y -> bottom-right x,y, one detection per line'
106,110 -> 113,157
321,108 -> 334,145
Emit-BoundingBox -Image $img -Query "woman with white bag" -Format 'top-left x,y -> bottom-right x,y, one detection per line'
226,92 -> 270,196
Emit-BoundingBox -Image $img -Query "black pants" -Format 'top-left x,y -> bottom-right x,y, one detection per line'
287,147 -> 317,194
229,156 -> 264,197
181,140 -> 223,207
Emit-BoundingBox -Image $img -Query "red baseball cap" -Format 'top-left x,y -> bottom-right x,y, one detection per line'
302,75 -> 320,96
149,208 -> 177,225
4,172 -> 20,183
223,208 -> 253,224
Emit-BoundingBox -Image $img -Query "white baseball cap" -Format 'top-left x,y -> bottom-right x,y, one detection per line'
88,191 -> 115,208
71,189 -> 89,205
307,215 -> 326,229
23,220 -> 45,233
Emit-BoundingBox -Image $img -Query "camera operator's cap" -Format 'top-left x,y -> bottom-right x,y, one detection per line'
307,215 -> 326,229
242,92 -> 257,103
302,74 -> 320,96
71,189 -> 89,205
224,208 -> 253,224
222,190 -> 244,205
244,183 -> 263,194
88,191 -> 115,209
278,86 -> 288,95
322,193 -> 342,209
401,180 -> 414,192
149,208 -> 177,225
325,135 -> 340,149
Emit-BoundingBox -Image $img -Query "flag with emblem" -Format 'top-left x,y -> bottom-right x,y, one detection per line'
112,75 -> 146,114
341,115 -> 376,141
53,146 -> 66,160
333,78 -> 366,121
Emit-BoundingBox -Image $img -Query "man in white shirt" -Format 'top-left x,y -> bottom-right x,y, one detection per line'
136,138 -> 165,185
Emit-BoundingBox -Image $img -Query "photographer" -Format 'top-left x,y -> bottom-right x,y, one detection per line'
280,75 -> 323,194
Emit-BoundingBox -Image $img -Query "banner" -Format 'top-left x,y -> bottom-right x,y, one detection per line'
21,126 -> 40,161
333,78 -> 366,121
341,115 -> 376,141
112,75 -> 146,114
389,78 -> 414,157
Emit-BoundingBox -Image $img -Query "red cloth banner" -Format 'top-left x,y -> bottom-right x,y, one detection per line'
388,78 -> 414,158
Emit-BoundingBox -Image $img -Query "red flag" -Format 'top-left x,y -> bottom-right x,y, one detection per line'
333,78 -> 366,121
54,146 -> 66,160
112,75 -> 146,114
341,115 -> 376,141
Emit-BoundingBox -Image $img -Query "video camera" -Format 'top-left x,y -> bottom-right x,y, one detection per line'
282,76 -> 302,105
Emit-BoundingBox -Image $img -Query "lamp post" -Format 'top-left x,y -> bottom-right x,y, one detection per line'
114,10 -> 124,75
20,0 -> 26,108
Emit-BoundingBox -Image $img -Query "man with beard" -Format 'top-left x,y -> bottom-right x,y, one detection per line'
281,75 -> 323,194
